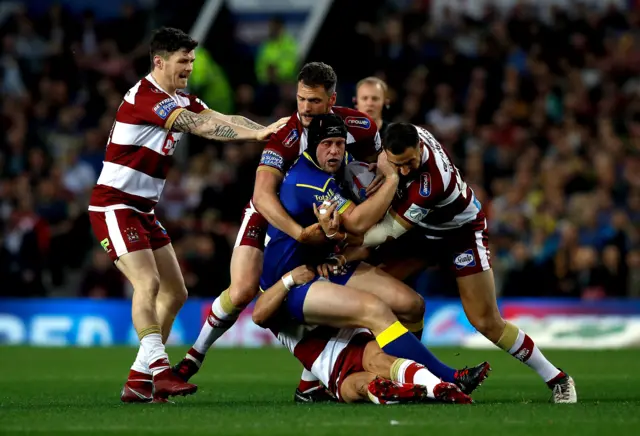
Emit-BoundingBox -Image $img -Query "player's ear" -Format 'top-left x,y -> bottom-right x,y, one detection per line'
153,54 -> 163,70
329,92 -> 337,106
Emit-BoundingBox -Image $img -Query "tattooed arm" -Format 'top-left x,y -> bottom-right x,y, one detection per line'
171,110 -> 286,141
228,115 -> 265,131
200,110 -> 265,131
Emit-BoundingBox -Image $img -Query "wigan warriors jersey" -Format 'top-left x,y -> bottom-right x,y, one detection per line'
89,74 -> 209,213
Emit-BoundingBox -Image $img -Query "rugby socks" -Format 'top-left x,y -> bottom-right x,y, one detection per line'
297,368 -> 321,393
496,321 -> 561,382
139,326 -> 170,376
391,358 -> 441,399
376,321 -> 456,383
403,319 -> 424,341
192,289 -> 242,356
130,345 -> 151,375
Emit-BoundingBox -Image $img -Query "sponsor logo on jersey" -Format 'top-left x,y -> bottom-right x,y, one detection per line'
313,188 -> 347,210
260,150 -> 285,171
419,173 -> 431,197
404,203 -> 429,223
283,129 -> 299,148
345,116 -> 371,130
454,249 -> 476,269
153,98 -> 178,120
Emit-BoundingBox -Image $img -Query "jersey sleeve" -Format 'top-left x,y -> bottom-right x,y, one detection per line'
131,88 -> 185,130
185,94 -> 210,114
257,119 -> 300,175
391,172 -> 434,227
344,113 -> 381,162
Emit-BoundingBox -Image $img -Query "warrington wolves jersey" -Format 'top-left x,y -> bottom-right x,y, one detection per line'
259,153 -> 353,290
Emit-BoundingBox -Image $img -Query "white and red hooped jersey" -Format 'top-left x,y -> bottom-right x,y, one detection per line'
256,106 -> 381,176
271,323 -> 371,392
391,125 -> 482,238
89,74 -> 210,214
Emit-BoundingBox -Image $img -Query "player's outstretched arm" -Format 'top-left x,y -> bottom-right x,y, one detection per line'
205,110 -> 267,131
254,170 -> 326,244
173,110 -> 287,141
252,265 -> 316,328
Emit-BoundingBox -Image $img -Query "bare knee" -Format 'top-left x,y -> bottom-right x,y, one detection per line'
165,285 -> 188,308
133,274 -> 161,299
360,295 -> 397,332
395,291 -> 425,324
228,279 -> 259,308
467,311 -> 505,341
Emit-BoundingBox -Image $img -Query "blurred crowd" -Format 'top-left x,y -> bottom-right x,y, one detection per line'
1,1 -> 639,300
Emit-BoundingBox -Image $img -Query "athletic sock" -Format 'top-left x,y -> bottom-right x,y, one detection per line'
376,321 -> 456,383
390,358 -> 441,399
496,321 -> 561,382
192,289 -> 242,355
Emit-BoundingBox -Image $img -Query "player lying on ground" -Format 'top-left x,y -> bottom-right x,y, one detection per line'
314,122 -> 577,404
174,62 -> 389,401
87,27 -> 286,403
251,114 -> 489,399
252,264 -> 473,404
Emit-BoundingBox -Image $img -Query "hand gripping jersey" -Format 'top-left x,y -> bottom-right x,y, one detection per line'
259,153 -> 353,290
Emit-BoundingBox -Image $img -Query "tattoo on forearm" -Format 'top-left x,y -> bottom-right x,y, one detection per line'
173,111 -> 239,139
173,111 -> 207,132
229,116 -> 264,130
205,124 -> 238,139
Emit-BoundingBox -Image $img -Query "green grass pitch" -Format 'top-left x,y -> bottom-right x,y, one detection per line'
1,347 -> 639,435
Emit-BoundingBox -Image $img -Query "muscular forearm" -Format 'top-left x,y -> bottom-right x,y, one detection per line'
172,109 -> 259,141
253,177 -> 303,240
252,279 -> 289,328
229,115 -> 265,130
343,175 -> 399,235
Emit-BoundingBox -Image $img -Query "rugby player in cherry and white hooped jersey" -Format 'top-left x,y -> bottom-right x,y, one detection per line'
315,123 -> 577,404
174,62 -> 386,401
251,265 -> 473,405
88,27 -> 286,404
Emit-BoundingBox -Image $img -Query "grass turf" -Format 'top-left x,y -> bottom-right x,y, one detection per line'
0,347 -> 639,435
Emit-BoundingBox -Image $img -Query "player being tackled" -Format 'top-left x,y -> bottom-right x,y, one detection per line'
252,264 -> 473,405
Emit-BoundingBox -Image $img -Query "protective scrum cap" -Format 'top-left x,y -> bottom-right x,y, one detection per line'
306,113 -> 348,166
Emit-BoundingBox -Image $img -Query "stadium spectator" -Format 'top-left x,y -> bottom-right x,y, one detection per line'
1,0 -> 639,300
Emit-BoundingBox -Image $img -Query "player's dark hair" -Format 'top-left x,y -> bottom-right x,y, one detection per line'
149,27 -> 198,67
297,62 -> 337,94
383,123 -> 419,154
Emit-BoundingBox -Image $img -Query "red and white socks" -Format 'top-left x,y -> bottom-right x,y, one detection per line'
497,322 -> 561,382
390,358 -> 441,399
192,290 -> 242,357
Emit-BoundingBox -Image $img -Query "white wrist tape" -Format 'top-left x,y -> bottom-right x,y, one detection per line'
282,273 -> 296,291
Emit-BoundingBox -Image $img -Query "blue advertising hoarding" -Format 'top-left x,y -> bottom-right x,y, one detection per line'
1,298 -> 640,348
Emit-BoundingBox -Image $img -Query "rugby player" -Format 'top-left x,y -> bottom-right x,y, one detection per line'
174,63 -> 389,398
88,27 -> 285,403
252,264 -> 472,404
256,114 -> 489,397
315,123 -> 577,403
